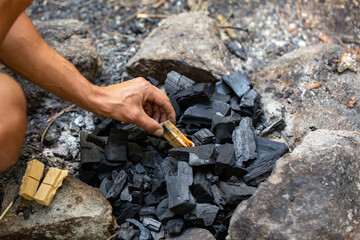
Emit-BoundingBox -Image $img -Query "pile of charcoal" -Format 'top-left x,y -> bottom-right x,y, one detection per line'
78,71 -> 289,240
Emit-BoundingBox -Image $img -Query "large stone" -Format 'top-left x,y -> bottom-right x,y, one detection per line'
172,228 -> 216,240
126,12 -> 231,83
227,130 -> 360,240
252,43 -> 360,149
0,176 -> 114,240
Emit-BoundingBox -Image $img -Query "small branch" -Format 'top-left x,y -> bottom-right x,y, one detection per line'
0,196 -> 18,222
153,0 -> 167,9
218,25 -> 249,33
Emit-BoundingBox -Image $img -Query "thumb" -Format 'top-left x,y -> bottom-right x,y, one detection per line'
135,110 -> 164,136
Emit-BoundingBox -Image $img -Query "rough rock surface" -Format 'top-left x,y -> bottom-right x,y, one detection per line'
227,130 -> 360,240
126,12 -> 231,83
252,43 -> 360,149
172,228 -> 216,240
0,176 -> 114,240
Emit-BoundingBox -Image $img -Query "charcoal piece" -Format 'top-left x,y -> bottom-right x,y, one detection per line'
218,181 -> 256,205
229,96 -> 241,112
252,109 -> 264,126
144,193 -> 158,206
130,191 -> 144,205
210,184 -> 226,209
122,123 -> 146,141
167,161 -> 195,215
106,170 -> 127,199
239,89 -> 261,116
184,203 -> 219,226
151,179 -> 166,196
120,186 -> 133,202
159,157 -> 178,177
128,173 -> 143,191
135,163 -> 146,174
150,226 -> 165,240
143,151 -> 163,167
210,92 -> 231,103
99,178 -> 113,197
128,142 -> 143,162
80,145 -> 104,164
225,39 -> 247,60
142,217 -> 162,232
192,128 -> 214,145
97,172 -> 112,181
222,71 -> 251,98
215,81 -> 232,95
244,137 -> 288,186
230,110 -> 242,124
169,144 -> 217,166
211,115 -> 236,144
165,71 -> 195,96
206,173 -> 219,184
169,95 -> 181,119
86,133 -> 107,148
259,118 -> 286,137
232,117 -> 257,167
113,202 -> 141,224
146,76 -> 159,87
192,172 -> 214,203
139,206 -> 156,216
185,124 -> 201,135
166,218 -> 184,236
92,118 -> 114,136
180,100 -> 231,126
156,198 -> 175,221
215,144 -> 235,175
223,165 -> 248,179
126,218 -> 152,240
104,128 -> 128,162
173,83 -> 214,109
115,222 -> 138,240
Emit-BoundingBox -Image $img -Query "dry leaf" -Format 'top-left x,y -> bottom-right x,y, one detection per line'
319,33 -> 335,43
306,81 -> 322,90
347,97 -> 357,108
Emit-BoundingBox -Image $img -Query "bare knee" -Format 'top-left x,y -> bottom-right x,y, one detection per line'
0,73 -> 27,172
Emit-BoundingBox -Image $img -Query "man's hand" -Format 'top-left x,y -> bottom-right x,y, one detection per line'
90,78 -> 176,136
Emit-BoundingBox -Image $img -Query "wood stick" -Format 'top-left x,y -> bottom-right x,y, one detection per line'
0,196 -> 18,222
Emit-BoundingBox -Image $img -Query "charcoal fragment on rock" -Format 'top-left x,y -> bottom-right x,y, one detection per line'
184,203 -> 219,226
142,217 -> 162,232
232,117 -> 257,167
244,137 -> 288,186
215,81 -> 232,95
225,39 -> 247,60
169,144 -> 217,166
106,170 -> 127,199
126,218 -> 152,240
259,118 -> 286,137
113,202 -> 141,225
192,128 -> 214,145
104,128 -> 128,162
222,71 -> 251,98
173,83 -> 214,109
212,115 -> 236,144
192,172 -> 214,203
210,92 -> 231,103
239,89 -> 261,117
165,71 -> 195,96
156,198 -> 175,222
214,144 -> 235,176
166,161 -> 196,215
218,181 -> 256,205
180,101 -> 231,126
166,218 -> 184,236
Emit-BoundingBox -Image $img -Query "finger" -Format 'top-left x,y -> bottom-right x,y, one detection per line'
143,103 -> 153,117
159,107 -> 167,123
151,104 -> 161,122
145,87 -> 176,123
135,109 -> 164,136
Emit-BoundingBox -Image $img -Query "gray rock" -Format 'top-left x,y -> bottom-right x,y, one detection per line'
126,12 -> 231,83
0,176 -> 114,240
172,228 -> 216,240
252,43 -> 360,149
227,130 -> 360,240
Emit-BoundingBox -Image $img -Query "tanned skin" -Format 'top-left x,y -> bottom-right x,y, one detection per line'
0,1 -> 175,172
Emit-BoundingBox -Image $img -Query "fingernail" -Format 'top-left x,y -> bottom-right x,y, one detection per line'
154,128 -> 164,136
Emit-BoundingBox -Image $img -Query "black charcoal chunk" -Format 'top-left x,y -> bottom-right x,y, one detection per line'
211,115 -> 236,144
135,163 -> 146,174
122,123 -> 146,141
104,128 -> 128,162
239,89 -> 261,116
210,184 -> 226,209
169,144 -> 217,166
128,142 -> 143,162
169,95 -> 182,119
184,203 -> 219,226
106,170 -> 127,199
215,144 -> 235,175
130,190 -> 144,205
99,178 -> 113,197
126,218 -> 152,240
252,109 -> 264,126
166,218 -> 184,236
92,118 -> 114,136
192,172 -> 214,203
150,226 -> 165,240
192,128 -> 214,145
222,72 -> 251,98
215,81 -> 232,95
174,83 -> 214,109
113,202 -> 141,225
142,217 -> 162,232
144,193 -> 158,206
139,206 -> 156,216
232,117 -> 257,167
128,173 -> 143,191
210,92 -> 231,103
80,131 -> 105,164
259,118 -> 286,137
165,71 -> 195,95
146,76 -> 159,87
218,181 -> 256,205
229,96 -> 241,112
244,137 -> 288,186
156,198 -> 175,221
180,101 -> 231,126
225,39 -> 247,60
115,222 -> 138,240
185,124 -> 201,135
166,161 -> 195,215
86,133 -> 107,148
120,186 -> 133,202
